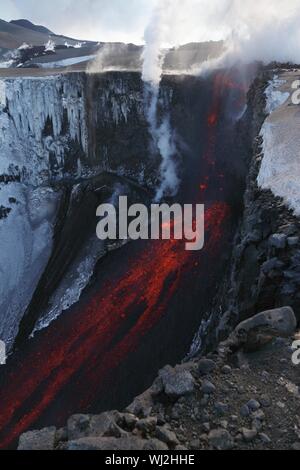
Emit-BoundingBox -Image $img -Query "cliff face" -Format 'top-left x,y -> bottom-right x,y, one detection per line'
15,68 -> 300,452
0,67 -> 254,449
0,71 -> 162,348
221,71 -> 300,335
0,72 -> 161,185
1,69 -> 249,351
190,69 -> 300,357
0,70 -> 192,349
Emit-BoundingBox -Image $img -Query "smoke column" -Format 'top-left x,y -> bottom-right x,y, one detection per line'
142,0 -> 180,201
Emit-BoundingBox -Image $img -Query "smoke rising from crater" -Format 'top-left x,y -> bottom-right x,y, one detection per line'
140,0 -> 300,200
140,0 -> 300,76
142,0 -> 181,201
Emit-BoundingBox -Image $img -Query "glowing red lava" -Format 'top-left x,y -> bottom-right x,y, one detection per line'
0,69 -> 247,449
0,202 -> 230,449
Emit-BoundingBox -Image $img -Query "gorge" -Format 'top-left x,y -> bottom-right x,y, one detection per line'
0,59 -> 294,448
0,64 -> 256,448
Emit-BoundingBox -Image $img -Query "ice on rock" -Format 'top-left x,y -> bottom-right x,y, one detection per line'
258,75 -> 300,216
0,184 -> 60,349
0,72 -> 147,344
97,79 -> 143,126
0,73 -> 90,348
265,76 -> 289,113
0,80 -> 6,108
0,74 -> 88,183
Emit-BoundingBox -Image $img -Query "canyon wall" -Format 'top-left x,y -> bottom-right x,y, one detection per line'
192,69 -> 300,356
0,71 -> 162,348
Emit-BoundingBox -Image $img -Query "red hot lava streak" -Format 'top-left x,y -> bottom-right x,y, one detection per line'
0,203 -> 229,449
0,69 -> 248,448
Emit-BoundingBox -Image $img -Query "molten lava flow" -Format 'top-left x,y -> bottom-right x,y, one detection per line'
0,202 -> 229,449
200,70 -> 248,201
0,69 -> 248,449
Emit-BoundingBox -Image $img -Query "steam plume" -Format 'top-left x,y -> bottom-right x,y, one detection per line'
142,0 -> 181,201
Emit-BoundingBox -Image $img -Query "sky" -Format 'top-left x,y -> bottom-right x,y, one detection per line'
0,0 -> 233,44
0,0 -> 158,43
0,0 -> 300,53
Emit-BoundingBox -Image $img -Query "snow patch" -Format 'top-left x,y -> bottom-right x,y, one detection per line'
45,40 -> 56,52
18,43 -> 30,51
257,75 -> 300,216
0,184 -> 60,349
37,55 -> 96,69
33,236 -> 106,334
265,76 -> 289,113
0,59 -> 14,68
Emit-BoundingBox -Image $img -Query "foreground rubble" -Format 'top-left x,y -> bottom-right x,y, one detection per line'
18,307 -> 300,451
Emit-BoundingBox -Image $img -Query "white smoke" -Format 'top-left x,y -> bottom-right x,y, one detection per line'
87,44 -> 118,74
141,0 -> 300,200
141,0 -> 300,76
142,0 -> 182,201
221,0 -> 300,64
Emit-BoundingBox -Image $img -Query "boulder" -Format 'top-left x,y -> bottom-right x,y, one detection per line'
67,415 -> 90,440
225,307 -> 297,352
89,412 -> 126,438
269,234 -> 287,249
198,359 -> 216,376
126,379 -> 162,418
67,411 -> 124,440
201,380 -> 216,395
208,429 -> 234,450
159,365 -> 195,399
121,413 -> 138,431
18,427 -> 57,450
155,426 -> 179,447
242,428 -> 257,442
246,399 -> 261,412
135,417 -> 157,435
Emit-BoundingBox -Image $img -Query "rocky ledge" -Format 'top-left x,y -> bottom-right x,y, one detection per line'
18,306 -> 300,451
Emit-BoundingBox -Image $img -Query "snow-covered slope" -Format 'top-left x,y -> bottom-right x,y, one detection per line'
258,72 -> 300,216
0,184 -> 60,348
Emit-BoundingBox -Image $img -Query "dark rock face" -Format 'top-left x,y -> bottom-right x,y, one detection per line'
85,72 -> 161,188
196,71 -> 300,355
226,89 -> 300,326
